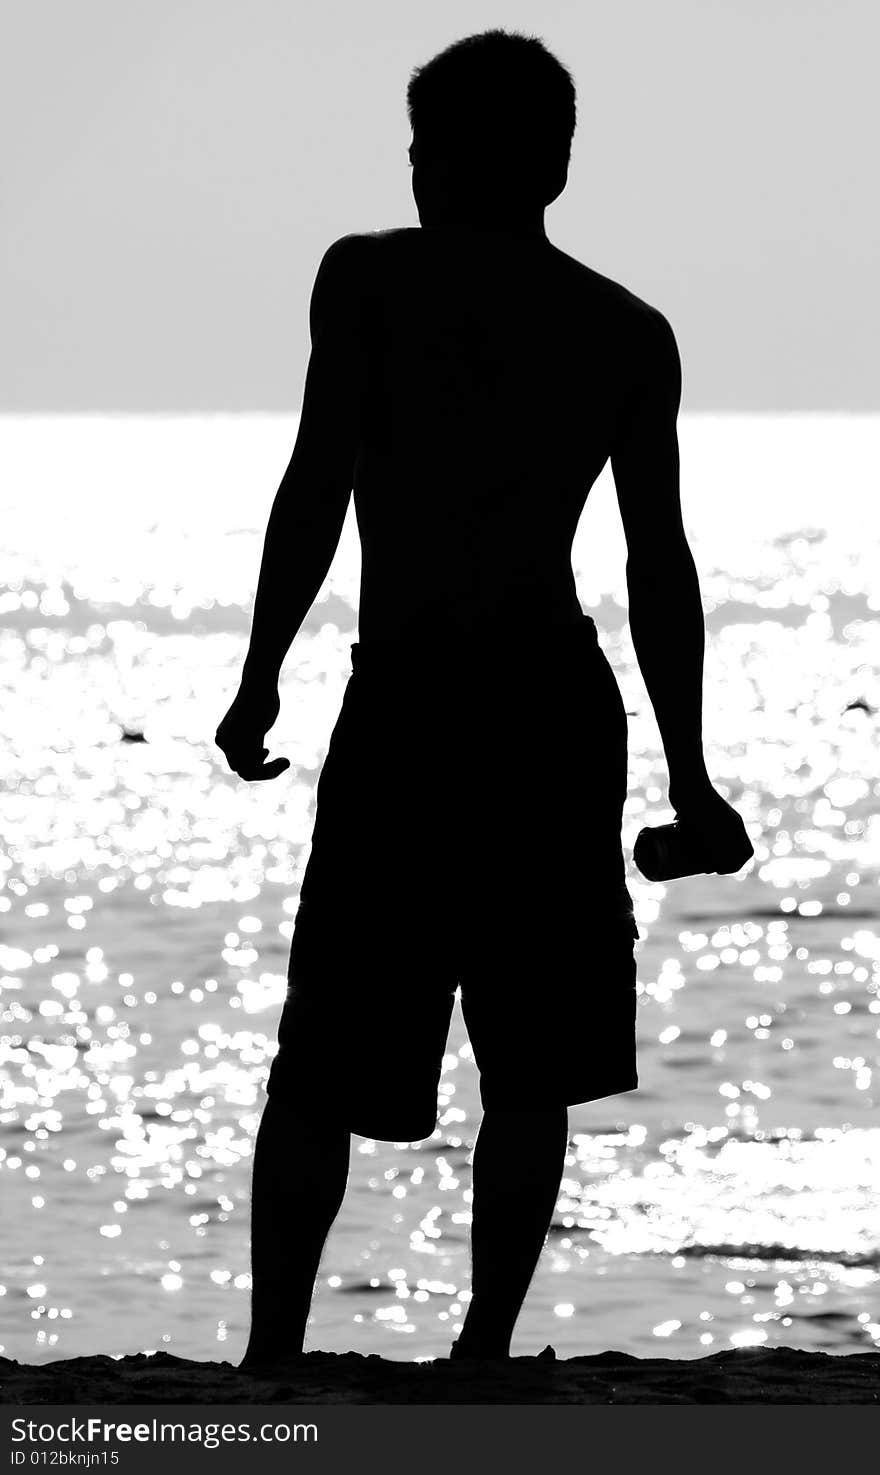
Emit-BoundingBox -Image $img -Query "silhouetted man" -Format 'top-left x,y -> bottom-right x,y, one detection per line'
215,29 -> 752,1366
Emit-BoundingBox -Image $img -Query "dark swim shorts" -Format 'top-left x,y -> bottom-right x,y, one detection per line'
265,616 -> 640,1141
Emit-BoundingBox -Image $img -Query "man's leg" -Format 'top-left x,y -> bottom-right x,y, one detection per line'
453,1106 -> 569,1358
241,1096 -> 351,1367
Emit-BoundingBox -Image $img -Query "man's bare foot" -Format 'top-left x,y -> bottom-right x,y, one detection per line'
448,1337 -> 511,1361
238,1349 -> 307,1372
449,1340 -> 557,1362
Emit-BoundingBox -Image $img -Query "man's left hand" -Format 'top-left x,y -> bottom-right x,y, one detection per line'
215,681 -> 291,781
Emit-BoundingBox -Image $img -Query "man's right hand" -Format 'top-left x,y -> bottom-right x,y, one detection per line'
667,778 -> 754,876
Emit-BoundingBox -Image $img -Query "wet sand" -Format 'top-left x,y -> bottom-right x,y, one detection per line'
2,1348 -> 879,1404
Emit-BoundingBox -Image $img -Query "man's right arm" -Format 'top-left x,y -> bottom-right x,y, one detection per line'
610,308 -> 753,872
610,307 -> 713,810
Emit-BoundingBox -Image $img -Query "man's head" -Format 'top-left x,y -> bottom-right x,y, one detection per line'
406,29 -> 576,223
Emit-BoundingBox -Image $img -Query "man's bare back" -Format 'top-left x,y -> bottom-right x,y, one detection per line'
217,31 -> 747,871
324,224 -> 676,639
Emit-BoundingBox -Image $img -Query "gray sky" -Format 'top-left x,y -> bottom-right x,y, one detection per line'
3,0 -> 877,410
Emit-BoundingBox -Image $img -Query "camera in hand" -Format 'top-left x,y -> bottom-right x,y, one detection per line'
633,819 -> 709,882
634,813 -> 754,882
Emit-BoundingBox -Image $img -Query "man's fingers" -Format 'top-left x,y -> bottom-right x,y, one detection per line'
215,736 -> 290,781
679,805 -> 754,877
708,825 -> 755,875
234,756 -> 291,782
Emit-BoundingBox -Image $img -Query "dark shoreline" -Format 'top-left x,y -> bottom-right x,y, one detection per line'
2,1348 -> 879,1405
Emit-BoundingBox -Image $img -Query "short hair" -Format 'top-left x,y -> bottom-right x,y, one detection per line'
406,29 -> 576,197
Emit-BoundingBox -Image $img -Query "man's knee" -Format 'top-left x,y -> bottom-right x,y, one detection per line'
481,1104 -> 568,1130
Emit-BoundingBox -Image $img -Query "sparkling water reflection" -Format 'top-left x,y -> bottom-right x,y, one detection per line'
0,415 -> 878,1364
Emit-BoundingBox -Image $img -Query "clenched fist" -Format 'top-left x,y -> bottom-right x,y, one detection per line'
668,776 -> 754,875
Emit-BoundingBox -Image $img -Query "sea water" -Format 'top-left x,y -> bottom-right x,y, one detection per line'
0,413 -> 878,1365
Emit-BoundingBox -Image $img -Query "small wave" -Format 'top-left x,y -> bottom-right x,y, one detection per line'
679,907 -> 878,922
786,1311 -> 860,1324
673,1242 -> 880,1268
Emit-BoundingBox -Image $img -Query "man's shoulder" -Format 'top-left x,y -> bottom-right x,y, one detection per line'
315,229 -> 412,298
549,246 -> 673,339
317,231 -> 377,275
320,228 -> 412,264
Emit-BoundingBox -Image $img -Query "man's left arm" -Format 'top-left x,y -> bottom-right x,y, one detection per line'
215,234 -> 368,780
